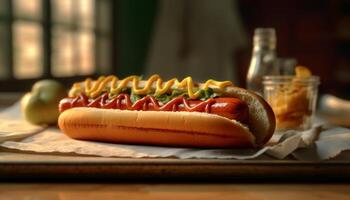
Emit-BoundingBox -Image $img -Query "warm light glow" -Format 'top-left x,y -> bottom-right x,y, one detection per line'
79,0 -> 94,27
11,0 -> 96,78
14,0 -> 41,19
52,0 -> 73,23
52,28 -> 74,77
26,46 -> 40,58
13,21 -> 42,79
80,0 -> 93,16
79,31 -> 95,75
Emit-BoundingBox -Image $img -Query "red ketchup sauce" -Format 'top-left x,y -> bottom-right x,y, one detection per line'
59,93 -> 249,123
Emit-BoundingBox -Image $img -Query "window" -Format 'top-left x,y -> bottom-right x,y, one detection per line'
0,0 -> 116,91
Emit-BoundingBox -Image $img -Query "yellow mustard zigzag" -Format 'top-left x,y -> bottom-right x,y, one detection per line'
69,74 -> 233,99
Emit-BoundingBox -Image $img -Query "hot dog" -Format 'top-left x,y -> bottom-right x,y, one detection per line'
58,75 -> 275,148
59,94 -> 249,123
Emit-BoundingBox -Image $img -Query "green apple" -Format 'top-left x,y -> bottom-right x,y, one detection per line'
21,80 -> 67,125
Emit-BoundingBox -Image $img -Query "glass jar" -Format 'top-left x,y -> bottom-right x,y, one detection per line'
263,75 -> 320,131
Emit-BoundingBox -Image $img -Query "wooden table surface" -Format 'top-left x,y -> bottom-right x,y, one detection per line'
0,183 -> 349,200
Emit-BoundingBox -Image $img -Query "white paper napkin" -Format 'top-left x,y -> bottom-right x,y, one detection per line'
1,103 -> 349,160
0,102 -> 45,142
2,125 -> 348,160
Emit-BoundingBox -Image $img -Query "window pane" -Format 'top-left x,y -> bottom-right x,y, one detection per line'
77,31 -> 95,75
52,0 -> 73,25
52,27 -> 74,77
13,21 -> 43,79
13,0 -> 41,20
0,23 -> 7,79
78,0 -> 94,28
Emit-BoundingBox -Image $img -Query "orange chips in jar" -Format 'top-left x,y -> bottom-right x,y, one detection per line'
263,66 -> 320,131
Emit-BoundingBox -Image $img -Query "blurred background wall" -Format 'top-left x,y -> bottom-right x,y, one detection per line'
0,0 -> 349,98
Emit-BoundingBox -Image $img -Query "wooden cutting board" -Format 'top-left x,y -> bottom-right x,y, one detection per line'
1,150 -> 349,181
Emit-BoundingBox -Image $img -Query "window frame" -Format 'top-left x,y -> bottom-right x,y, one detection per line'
0,0 -> 117,92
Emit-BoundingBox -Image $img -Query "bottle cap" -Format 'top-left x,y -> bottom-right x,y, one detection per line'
254,28 -> 276,47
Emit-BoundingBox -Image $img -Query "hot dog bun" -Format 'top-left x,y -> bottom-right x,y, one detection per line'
59,108 -> 255,148
58,85 -> 275,148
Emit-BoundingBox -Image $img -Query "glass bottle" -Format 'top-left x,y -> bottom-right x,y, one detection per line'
246,28 -> 278,96
275,57 -> 297,75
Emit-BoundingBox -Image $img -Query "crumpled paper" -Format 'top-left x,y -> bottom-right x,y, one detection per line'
0,102 -> 45,142
0,102 -> 350,160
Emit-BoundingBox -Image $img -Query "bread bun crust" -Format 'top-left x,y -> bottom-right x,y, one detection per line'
58,107 -> 256,148
222,87 -> 276,146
